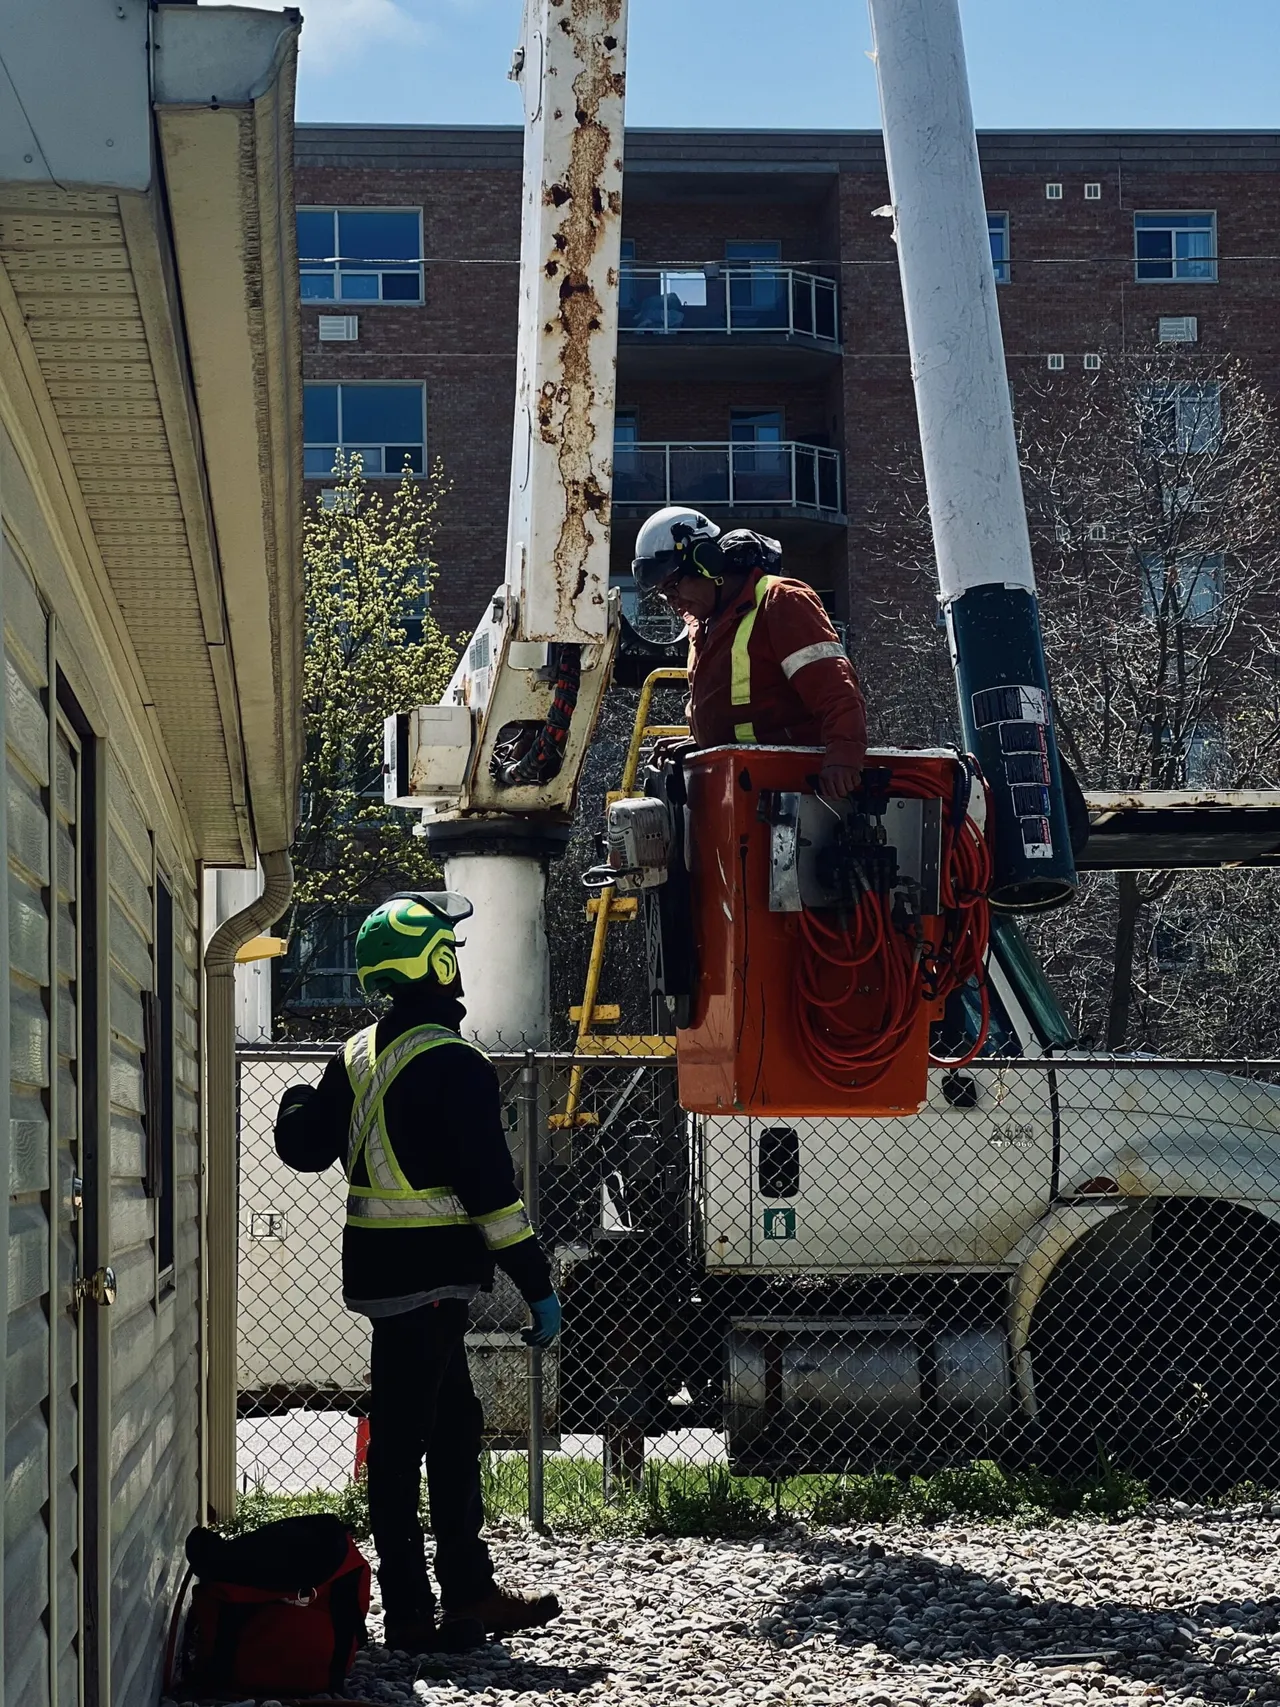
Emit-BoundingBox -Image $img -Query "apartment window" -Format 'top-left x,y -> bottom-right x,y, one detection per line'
1134,212 -> 1217,283
1143,383 -> 1221,455
987,213 -> 1010,283
304,383 -> 425,477
1141,552 -> 1225,625
297,207 -> 423,302
726,240 -> 783,315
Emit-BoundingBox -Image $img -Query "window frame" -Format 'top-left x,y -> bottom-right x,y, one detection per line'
304,380 -> 427,479
987,212 -> 1010,284
297,205 -> 424,304
1133,211 -> 1218,284
1142,381 -> 1222,457
1140,551 -> 1227,627
281,905 -> 367,1010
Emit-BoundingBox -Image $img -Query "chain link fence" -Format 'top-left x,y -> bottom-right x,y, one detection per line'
236,1042 -> 1280,1521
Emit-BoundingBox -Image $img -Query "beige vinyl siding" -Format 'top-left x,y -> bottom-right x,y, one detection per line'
3,536 -> 58,1704
0,424 -> 211,1707
111,862 -> 202,1707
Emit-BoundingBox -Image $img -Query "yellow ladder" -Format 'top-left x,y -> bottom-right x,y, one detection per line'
549,668 -> 688,1130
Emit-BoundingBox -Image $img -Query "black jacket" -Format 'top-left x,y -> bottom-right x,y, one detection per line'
274,989 -> 553,1311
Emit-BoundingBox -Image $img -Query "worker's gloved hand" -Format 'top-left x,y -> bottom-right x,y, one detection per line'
817,761 -> 861,800
647,737 -> 696,771
522,1294 -> 562,1348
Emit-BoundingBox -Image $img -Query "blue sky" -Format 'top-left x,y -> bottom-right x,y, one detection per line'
240,0 -> 1278,131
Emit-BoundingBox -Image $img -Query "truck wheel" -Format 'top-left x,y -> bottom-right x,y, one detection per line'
1028,1198 -> 1280,1492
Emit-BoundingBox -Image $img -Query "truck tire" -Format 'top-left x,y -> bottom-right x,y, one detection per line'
1028,1197 -> 1280,1492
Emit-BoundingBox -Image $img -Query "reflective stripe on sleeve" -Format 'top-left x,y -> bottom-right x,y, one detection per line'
780,639 -> 847,679
471,1200 -> 534,1251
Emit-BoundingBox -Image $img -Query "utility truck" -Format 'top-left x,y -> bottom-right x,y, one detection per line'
370,0 -> 1280,1486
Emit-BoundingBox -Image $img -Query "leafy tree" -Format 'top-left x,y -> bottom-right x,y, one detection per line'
277,456 -> 458,1027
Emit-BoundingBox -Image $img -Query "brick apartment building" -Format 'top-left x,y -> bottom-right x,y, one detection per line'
294,124 -> 1280,642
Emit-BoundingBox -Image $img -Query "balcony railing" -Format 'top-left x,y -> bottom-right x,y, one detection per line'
618,267 -> 839,342
613,441 -> 842,515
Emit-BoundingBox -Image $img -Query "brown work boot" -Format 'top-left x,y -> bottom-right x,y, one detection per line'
442,1586 -> 562,1638
383,1612 -> 487,1655
382,1613 -> 440,1655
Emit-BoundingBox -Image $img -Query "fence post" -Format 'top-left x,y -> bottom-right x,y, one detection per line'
520,1050 -> 546,1532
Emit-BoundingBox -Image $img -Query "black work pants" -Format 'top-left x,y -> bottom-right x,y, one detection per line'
367,1299 -> 494,1621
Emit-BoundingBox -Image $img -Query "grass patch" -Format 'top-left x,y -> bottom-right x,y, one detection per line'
224,1454 -> 1155,1541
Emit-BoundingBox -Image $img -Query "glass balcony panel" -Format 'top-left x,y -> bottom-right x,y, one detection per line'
619,267 -> 839,342
669,446 -> 730,505
612,446 -> 668,504
815,279 -> 838,342
793,446 -> 817,509
817,448 -> 840,512
613,442 -> 842,513
727,267 -> 787,330
731,444 -> 791,503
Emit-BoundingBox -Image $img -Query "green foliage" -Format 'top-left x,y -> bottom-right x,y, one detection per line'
281,456 -> 459,1016
224,1455 -> 1156,1543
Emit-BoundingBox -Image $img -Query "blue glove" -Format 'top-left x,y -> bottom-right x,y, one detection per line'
522,1293 -> 561,1348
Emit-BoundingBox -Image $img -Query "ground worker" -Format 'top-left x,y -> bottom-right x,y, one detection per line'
274,893 -> 562,1655
632,506 -> 868,797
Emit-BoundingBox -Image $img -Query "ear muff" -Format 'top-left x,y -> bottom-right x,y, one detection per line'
429,940 -> 459,986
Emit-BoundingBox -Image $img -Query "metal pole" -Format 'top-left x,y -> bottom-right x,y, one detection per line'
520,1050 -> 545,1532
867,0 -> 1076,912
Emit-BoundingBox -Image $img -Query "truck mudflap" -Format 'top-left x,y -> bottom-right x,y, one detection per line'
724,1315 -> 1011,1475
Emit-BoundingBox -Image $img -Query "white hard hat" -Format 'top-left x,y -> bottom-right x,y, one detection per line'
632,506 -> 723,592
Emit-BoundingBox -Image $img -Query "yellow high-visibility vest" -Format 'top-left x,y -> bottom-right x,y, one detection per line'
342,1023 -> 531,1249
729,574 -> 780,742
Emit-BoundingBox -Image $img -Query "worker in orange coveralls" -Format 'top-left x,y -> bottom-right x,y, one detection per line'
632,506 -> 868,796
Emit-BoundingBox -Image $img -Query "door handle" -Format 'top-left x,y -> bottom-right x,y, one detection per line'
74,1266 -> 116,1308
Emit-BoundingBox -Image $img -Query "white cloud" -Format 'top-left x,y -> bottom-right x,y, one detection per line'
222,0 -> 428,76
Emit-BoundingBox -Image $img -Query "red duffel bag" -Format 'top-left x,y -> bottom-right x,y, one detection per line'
178,1514 -> 371,1695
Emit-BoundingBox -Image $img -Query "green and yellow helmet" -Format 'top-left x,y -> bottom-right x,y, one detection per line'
354,891 -> 474,995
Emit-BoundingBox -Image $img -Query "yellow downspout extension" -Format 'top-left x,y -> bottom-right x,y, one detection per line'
204,850 -> 294,1521
558,669 -> 688,1127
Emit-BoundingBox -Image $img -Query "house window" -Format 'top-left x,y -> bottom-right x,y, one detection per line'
1135,213 -> 1217,283
297,208 -> 423,302
1143,383 -> 1221,455
281,907 -> 366,1008
1141,552 -> 1225,625
304,383 -> 425,477
987,213 -> 1010,283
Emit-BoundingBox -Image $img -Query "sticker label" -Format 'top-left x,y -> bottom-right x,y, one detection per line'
763,1207 -> 796,1241
972,685 -> 1049,729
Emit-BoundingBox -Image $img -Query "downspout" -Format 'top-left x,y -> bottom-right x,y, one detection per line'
203,849 -> 293,1521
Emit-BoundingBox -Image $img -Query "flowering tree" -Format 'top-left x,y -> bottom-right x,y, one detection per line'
278,456 -> 458,1024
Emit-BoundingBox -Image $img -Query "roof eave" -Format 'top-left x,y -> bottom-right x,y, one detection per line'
153,5 -> 304,859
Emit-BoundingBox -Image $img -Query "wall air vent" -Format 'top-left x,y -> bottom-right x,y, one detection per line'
318,314 -> 359,342
1159,316 -> 1198,345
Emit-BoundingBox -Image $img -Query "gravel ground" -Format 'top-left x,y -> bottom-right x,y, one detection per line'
167,1502 -> 1280,1706
320,1502 -> 1280,1707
